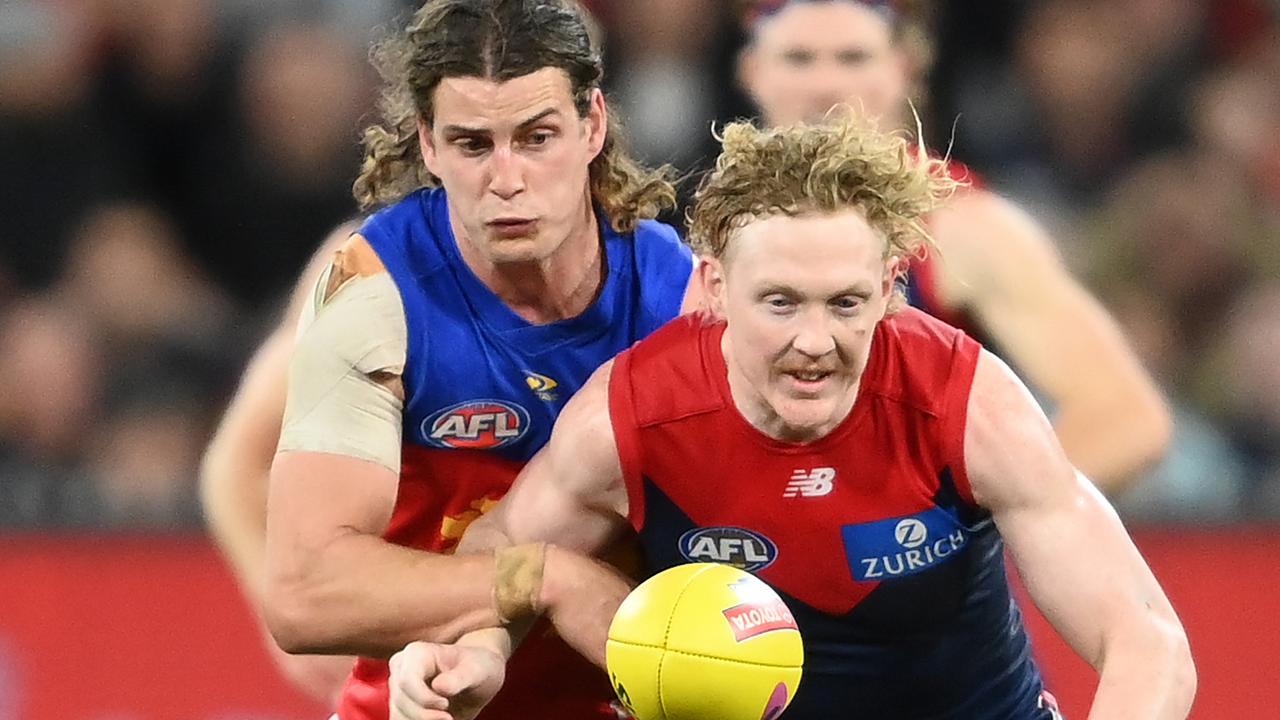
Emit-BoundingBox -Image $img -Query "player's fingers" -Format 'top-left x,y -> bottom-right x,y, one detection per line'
390,643 -> 450,712
430,665 -> 480,698
390,690 -> 451,720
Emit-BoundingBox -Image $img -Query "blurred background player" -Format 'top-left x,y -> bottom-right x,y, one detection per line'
201,223 -> 360,704
388,116 -> 1196,720
261,1 -> 700,719
734,0 -> 1171,492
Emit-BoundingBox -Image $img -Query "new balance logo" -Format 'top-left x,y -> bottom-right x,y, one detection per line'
784,467 -> 836,498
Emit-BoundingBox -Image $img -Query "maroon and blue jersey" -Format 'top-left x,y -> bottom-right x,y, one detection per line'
338,187 -> 693,720
609,309 -> 1058,719
905,157 -> 990,345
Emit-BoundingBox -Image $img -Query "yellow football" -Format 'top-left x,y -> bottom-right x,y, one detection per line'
606,563 -> 804,720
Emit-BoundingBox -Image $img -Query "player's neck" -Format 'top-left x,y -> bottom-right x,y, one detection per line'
457,199 -> 604,324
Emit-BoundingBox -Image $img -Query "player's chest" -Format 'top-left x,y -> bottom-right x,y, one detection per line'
401,331 -> 632,459
646,443 -> 976,615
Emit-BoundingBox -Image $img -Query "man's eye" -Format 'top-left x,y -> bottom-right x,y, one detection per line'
783,51 -> 814,67
832,297 -> 863,313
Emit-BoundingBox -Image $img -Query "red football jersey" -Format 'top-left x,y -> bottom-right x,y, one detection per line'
605,311 -> 1051,718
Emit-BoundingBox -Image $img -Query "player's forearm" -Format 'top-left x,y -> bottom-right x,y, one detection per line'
264,532 -> 502,658
1053,388 -> 1172,494
1086,621 -> 1195,720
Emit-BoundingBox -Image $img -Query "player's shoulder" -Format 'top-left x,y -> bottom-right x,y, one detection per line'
630,218 -> 692,260
358,187 -> 442,247
866,308 -> 978,416
321,233 -> 388,303
880,305 -> 968,346
626,314 -> 710,360
616,315 -> 723,426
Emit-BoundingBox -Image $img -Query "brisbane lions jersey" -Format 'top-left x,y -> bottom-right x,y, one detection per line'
340,187 -> 694,720
608,309 -> 1057,719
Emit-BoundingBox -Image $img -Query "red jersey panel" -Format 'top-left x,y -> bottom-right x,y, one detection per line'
337,447 -> 620,720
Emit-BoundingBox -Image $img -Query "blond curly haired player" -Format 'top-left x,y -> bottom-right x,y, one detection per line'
387,116 -> 1194,720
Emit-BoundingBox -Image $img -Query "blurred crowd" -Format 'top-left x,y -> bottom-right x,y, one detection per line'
0,0 -> 1276,528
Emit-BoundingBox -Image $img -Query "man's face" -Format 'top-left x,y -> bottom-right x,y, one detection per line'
708,209 -> 897,441
420,67 -> 607,265
741,1 -> 907,126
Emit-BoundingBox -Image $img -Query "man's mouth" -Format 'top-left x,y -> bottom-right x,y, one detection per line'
487,218 -> 537,238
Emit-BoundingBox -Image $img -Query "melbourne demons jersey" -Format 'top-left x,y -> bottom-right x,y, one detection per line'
609,309 -> 1054,719
338,187 -> 694,720
905,157 -> 987,343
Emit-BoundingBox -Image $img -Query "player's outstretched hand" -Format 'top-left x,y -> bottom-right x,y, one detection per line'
542,546 -> 636,669
389,640 -> 506,720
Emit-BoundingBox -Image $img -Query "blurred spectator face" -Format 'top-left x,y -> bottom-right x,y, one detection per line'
241,25 -> 368,178
1224,285 -> 1280,430
1194,54 -> 1280,201
1114,154 -> 1248,308
0,301 -> 102,460
611,0 -> 719,57
89,406 -> 204,525
108,0 -> 216,91
60,204 -> 213,341
0,0 -> 98,115
739,1 -> 908,126
418,68 -> 606,267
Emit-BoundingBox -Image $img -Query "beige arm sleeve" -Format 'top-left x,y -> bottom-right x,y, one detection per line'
277,270 -> 408,472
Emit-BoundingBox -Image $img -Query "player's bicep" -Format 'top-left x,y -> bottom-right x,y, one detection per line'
495,363 -> 628,553
271,236 -> 409,543
966,352 -> 1176,666
277,239 -> 406,471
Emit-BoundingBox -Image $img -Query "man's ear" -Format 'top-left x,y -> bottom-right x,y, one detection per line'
585,87 -> 608,161
700,256 -> 728,319
883,255 -> 907,298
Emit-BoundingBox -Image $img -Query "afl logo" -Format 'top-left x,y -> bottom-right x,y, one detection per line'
894,518 -> 928,549
678,526 -> 778,572
422,400 -> 530,450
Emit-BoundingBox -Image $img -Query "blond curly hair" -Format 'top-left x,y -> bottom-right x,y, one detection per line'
352,0 -> 676,233
688,115 -> 959,299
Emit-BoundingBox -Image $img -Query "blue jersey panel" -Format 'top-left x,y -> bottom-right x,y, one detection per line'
359,188 -> 692,463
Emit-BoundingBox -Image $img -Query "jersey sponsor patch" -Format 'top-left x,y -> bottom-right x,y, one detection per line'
421,399 -> 530,449
783,467 -> 836,498
841,507 -> 969,581
525,372 -> 559,402
678,526 -> 778,571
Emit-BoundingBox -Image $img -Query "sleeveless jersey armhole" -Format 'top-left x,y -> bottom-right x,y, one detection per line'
607,351 -> 647,532
942,333 -> 982,507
